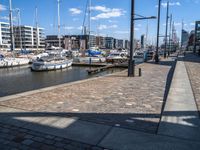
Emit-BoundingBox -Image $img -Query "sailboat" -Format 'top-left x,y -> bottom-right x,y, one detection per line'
31,0 -> 73,71
76,0 -> 106,63
0,0 -> 30,68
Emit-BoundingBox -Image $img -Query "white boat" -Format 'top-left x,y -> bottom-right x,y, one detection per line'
31,53 -> 49,62
106,52 -> 127,63
77,56 -> 106,63
31,56 -> 73,71
0,57 -> 30,68
133,51 -> 144,63
31,0 -> 73,72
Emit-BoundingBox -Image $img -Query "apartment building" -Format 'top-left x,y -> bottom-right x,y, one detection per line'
14,25 -> 45,50
0,22 -> 11,49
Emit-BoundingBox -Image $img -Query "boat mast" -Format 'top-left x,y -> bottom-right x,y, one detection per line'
16,9 -> 22,50
35,7 -> 39,53
57,0 -> 61,48
9,0 -> 15,51
145,20 -> 149,49
88,0 -> 91,49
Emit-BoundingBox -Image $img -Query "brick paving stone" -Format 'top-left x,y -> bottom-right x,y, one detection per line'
30,142 -> 43,148
45,135 -> 55,139
40,144 -> 55,150
24,134 -> 33,139
63,144 -> 77,150
184,54 -> 200,116
22,139 -> 34,145
0,123 -> 104,150
43,139 -> 55,145
54,141 -> 66,148
33,136 -> 45,142
91,146 -> 104,150
54,137 -> 63,141
19,145 -> 29,150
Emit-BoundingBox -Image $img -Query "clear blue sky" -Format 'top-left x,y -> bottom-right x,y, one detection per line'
0,0 -> 199,42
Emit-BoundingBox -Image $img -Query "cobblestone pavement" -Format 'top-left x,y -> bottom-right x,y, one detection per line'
184,53 -> 200,116
0,59 -> 176,149
0,60 -> 175,134
0,122 -> 105,150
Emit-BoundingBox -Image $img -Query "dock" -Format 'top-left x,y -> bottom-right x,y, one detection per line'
86,64 -> 116,74
72,62 -> 128,74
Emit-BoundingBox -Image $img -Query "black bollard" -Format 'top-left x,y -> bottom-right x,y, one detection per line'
139,68 -> 142,77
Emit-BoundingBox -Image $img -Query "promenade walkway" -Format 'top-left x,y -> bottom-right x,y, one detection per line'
158,56 -> 200,141
0,55 -> 200,150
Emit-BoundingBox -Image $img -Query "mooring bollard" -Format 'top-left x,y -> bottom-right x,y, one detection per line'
139,68 -> 142,77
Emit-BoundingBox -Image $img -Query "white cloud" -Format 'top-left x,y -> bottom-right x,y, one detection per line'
0,4 -> 7,11
91,6 -> 110,12
91,6 -> 126,20
0,16 -> 17,21
156,2 -> 181,8
69,8 -> 82,15
98,24 -> 118,30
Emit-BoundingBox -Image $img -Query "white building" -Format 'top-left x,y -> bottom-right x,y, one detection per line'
0,22 -> 11,49
14,25 -> 45,50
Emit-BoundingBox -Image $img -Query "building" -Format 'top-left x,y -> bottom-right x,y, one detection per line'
114,39 -> 124,49
96,36 -> 105,49
181,29 -> 189,49
194,21 -> 200,54
0,22 -> 11,49
187,30 -> 195,51
64,35 -> 86,50
14,25 -> 45,50
89,35 -> 97,48
124,40 -> 130,49
45,35 -> 64,48
105,37 -> 114,49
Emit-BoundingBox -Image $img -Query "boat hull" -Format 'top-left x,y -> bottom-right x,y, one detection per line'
76,57 -> 106,63
0,58 -> 30,68
31,59 -> 73,71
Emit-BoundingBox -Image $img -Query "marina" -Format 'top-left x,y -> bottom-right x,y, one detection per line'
0,0 -> 200,149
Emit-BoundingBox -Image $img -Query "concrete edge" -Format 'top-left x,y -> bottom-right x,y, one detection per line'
156,55 -> 178,133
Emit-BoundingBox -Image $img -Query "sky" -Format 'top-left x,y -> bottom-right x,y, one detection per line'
0,0 -> 199,42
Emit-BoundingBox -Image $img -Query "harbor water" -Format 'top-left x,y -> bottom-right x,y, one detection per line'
0,65 -> 124,97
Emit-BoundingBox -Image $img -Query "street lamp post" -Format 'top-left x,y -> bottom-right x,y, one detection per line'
128,0 -> 156,77
128,0 -> 135,77
164,1 -> 169,58
155,0 -> 161,63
